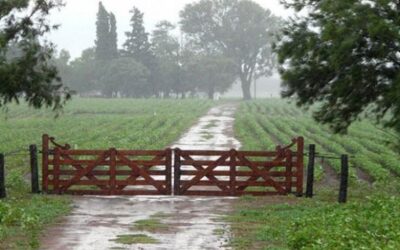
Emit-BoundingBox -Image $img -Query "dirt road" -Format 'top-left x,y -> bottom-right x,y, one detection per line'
40,104 -> 241,250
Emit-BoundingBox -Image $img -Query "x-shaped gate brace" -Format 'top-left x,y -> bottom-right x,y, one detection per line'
42,135 -> 304,196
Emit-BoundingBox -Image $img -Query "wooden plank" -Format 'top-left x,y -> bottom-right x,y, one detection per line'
179,180 -> 298,186
230,151 -> 236,195
49,159 -> 167,166
296,137 -> 304,196
53,189 -> 165,196
42,134 -> 50,193
49,180 -> 167,186
285,150 -> 293,194
174,148 -> 181,195
180,160 -> 286,167
165,148 -> 172,195
59,149 -> 166,156
109,149 -> 117,194
48,170 -> 167,176
180,170 -> 296,177
53,148 -> 61,194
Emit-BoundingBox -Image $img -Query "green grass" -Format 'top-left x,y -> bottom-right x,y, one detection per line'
0,98 -> 213,249
110,234 -> 159,245
231,99 -> 400,250
133,218 -> 169,232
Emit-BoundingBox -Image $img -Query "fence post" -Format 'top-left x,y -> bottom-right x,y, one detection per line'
305,144 -> 316,198
30,145 -> 40,194
339,154 -> 349,203
0,153 -> 5,199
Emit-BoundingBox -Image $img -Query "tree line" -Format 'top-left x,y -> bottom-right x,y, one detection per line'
54,0 -> 281,100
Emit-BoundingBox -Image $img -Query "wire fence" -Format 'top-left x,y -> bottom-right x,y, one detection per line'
2,148 -> 30,157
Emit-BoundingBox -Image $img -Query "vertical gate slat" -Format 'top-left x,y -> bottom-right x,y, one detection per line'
285,150 -> 293,194
110,149 -> 117,195
42,134 -> 49,193
230,149 -> 236,196
53,147 -> 61,194
174,148 -> 181,195
166,149 -> 172,195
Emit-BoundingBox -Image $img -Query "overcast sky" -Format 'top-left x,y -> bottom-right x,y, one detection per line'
48,0 -> 292,59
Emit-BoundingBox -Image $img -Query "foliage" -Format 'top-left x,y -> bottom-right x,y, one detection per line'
100,58 -> 150,97
0,195 -> 71,249
0,0 -> 72,110
180,0 -> 282,100
95,2 -> 117,61
276,0 -> 400,136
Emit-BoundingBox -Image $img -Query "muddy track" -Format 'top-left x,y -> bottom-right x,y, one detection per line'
40,104 -> 241,250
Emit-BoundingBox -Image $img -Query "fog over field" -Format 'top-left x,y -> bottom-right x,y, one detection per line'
48,0 -> 292,59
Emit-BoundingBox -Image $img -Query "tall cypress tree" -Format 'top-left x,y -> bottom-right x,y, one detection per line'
95,2 -> 110,61
123,7 -> 151,59
109,12 -> 118,59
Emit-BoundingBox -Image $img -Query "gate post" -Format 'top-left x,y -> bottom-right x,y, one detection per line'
296,137 -> 304,197
339,154 -> 349,203
0,153 -> 5,199
285,150 -> 293,194
30,145 -> 40,194
174,148 -> 181,195
305,144 -> 316,198
42,134 -> 50,193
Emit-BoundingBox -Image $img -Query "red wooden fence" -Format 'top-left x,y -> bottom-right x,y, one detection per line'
42,135 -> 304,196
42,135 -> 172,195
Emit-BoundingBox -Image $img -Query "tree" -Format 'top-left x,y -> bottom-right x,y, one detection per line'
123,7 -> 155,96
101,58 -> 149,97
276,0 -> 400,135
54,49 -> 71,87
109,13 -> 118,59
68,48 -> 97,94
123,7 -> 151,59
0,0 -> 71,109
186,54 -> 236,99
180,0 -> 281,100
151,21 -> 180,97
95,2 -> 111,61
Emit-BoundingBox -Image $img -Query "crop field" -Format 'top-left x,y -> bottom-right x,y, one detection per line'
0,98 -> 212,249
235,99 -> 399,184
231,99 -> 400,250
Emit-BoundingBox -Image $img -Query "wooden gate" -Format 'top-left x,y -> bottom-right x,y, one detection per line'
42,135 -> 303,196
42,135 -> 172,195
174,137 -> 304,196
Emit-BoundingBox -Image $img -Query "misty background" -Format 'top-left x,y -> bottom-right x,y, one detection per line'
48,0 -> 290,99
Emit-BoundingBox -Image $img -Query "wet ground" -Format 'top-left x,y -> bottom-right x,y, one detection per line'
40,104 -> 241,250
